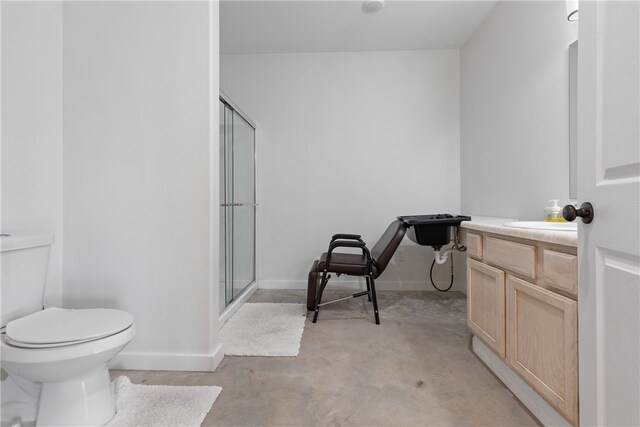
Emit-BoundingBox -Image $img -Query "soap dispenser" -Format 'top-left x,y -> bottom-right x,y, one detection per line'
544,200 -> 566,222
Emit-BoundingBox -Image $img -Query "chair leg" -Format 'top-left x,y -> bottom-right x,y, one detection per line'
307,261 -> 320,311
368,274 -> 380,325
366,277 -> 372,302
312,270 -> 330,323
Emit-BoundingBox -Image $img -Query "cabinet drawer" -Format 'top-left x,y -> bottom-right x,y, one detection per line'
485,237 -> 537,279
507,275 -> 578,424
467,259 -> 506,357
543,249 -> 577,295
466,232 -> 483,259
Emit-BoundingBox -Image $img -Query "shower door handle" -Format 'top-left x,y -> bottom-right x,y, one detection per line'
221,203 -> 257,207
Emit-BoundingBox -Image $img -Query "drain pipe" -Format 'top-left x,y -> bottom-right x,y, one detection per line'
432,227 -> 467,264
429,227 -> 468,292
434,248 -> 452,265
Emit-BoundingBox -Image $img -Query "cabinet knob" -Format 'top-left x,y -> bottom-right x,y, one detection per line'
563,202 -> 594,224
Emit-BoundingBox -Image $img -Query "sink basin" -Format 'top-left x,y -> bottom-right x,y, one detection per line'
398,214 -> 471,249
504,221 -> 577,231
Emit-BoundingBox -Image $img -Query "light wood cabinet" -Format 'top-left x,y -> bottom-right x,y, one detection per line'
464,229 -> 578,425
467,259 -> 506,357
466,232 -> 483,259
484,236 -> 537,279
507,275 -> 578,424
542,249 -> 578,295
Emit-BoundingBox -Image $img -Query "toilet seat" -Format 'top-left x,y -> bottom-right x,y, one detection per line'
5,307 -> 134,348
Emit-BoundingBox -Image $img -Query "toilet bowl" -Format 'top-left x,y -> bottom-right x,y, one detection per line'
1,308 -> 135,426
0,233 -> 135,426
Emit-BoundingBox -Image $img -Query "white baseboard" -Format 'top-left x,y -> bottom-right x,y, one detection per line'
258,279 -> 465,292
110,341 -> 225,372
209,341 -> 225,371
472,336 -> 571,427
258,280 -> 356,290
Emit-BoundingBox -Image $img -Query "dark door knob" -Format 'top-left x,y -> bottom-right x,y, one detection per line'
563,202 -> 594,224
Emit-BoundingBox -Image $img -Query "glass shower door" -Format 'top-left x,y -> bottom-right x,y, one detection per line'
220,100 -> 230,312
230,112 -> 255,300
219,97 -> 256,312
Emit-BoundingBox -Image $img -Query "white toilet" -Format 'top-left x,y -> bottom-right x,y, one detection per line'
0,233 -> 135,426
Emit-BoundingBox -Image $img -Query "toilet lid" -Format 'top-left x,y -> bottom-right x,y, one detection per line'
5,307 -> 133,346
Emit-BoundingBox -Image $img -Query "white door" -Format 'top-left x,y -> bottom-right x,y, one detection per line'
576,1 -> 640,425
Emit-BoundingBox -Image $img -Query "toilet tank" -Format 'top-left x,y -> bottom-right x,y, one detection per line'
1,233 -> 54,327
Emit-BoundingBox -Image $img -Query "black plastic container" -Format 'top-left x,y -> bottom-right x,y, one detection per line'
398,214 -> 471,249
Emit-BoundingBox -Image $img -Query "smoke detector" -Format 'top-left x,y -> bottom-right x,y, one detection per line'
362,0 -> 385,13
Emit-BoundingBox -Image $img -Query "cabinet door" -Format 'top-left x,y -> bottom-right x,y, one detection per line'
467,259 -> 506,357
507,275 -> 578,424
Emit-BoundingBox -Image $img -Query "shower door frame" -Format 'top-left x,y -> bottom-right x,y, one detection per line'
219,91 -> 258,322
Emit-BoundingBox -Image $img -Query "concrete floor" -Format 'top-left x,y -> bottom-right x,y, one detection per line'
112,290 -> 539,426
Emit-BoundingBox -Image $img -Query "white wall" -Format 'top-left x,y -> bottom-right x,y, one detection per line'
461,1 -> 579,220
1,2 -> 63,308
221,50 -> 464,291
62,1 -> 222,371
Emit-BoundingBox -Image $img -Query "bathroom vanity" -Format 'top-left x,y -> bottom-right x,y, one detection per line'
461,218 -> 578,426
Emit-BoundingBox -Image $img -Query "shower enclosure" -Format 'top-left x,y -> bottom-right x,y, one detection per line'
219,94 -> 256,313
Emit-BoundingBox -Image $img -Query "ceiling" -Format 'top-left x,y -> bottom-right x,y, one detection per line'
220,0 -> 497,55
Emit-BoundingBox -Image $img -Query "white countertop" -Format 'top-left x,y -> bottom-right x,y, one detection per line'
461,216 -> 577,247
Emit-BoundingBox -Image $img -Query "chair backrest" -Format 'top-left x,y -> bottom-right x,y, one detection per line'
370,220 -> 408,277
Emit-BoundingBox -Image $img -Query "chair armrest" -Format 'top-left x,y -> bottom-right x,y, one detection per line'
331,233 -> 363,243
325,240 -> 375,274
328,240 -> 367,252
325,241 -> 373,274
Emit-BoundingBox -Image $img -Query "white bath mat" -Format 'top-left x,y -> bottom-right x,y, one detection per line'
108,376 -> 221,427
220,303 -> 307,356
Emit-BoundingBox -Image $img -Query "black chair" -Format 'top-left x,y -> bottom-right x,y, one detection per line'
307,220 -> 407,324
